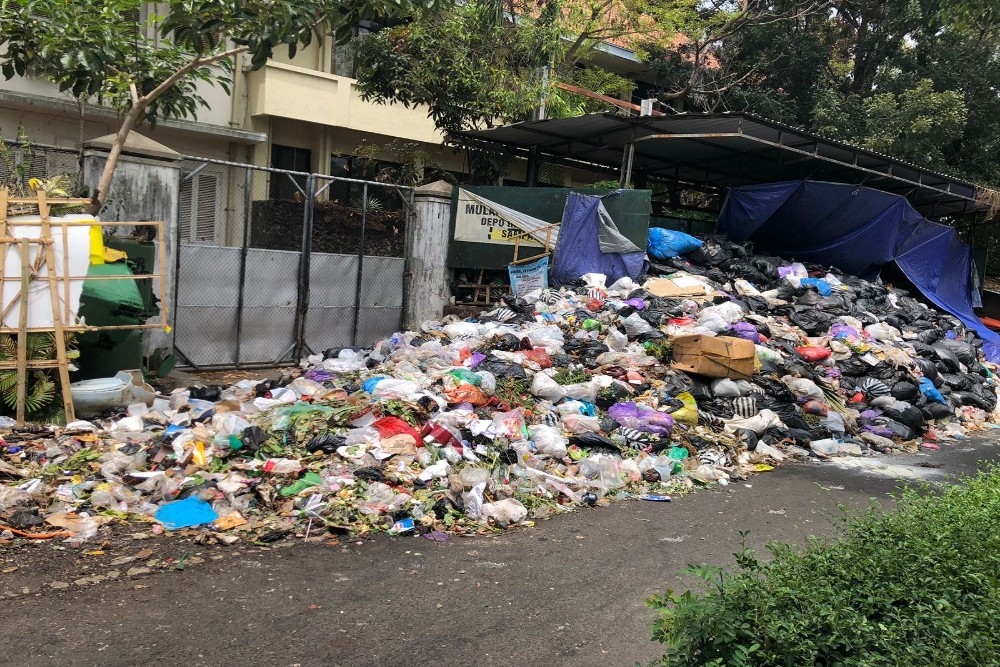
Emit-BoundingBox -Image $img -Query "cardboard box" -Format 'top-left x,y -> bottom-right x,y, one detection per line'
643,276 -> 712,298
670,335 -> 756,380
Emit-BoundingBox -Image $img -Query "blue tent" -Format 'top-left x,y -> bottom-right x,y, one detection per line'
552,192 -> 645,285
717,180 -> 1000,362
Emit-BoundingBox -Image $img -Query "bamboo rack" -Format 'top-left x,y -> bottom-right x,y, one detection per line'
0,188 -> 169,425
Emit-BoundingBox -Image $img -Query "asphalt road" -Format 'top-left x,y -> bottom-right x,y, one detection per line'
3,438 -> 997,667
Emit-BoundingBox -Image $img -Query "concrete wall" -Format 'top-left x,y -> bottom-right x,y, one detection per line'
83,149 -> 179,355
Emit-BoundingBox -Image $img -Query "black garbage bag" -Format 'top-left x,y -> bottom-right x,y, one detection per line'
921,402 -> 954,420
785,427 -> 814,446
686,238 -> 732,266
913,357 -> 943,387
753,376 -> 798,403
932,344 -> 963,372
969,382 -> 998,411
734,428 -> 759,452
304,432 -> 344,455
752,257 -> 778,278
837,357 -> 870,378
816,293 -> 853,314
687,376 -> 714,402
188,385 -> 223,401
790,310 -> 835,335
569,431 -> 620,454
596,382 -> 631,409
881,404 -> 924,431
867,362 -> 899,382
951,391 -> 994,411
476,355 -> 527,380
940,373 -> 972,391
796,291 -> 824,306
239,426 -> 268,452
940,339 -> 977,367
660,371 -> 694,397
916,328 -> 942,345
725,260 -> 770,285
890,381 -> 919,402
757,396 -> 810,430
909,342 -> 936,358
485,333 -> 523,353
877,418 -> 917,440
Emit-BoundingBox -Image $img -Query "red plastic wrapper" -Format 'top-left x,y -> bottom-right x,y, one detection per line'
371,416 -> 422,447
796,345 -> 831,362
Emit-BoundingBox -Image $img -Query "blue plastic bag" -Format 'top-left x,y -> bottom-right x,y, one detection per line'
800,277 -> 832,296
919,377 -> 946,405
647,228 -> 703,260
362,377 -> 385,394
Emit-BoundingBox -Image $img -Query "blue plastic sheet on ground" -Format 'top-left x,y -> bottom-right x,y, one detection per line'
717,180 -> 1000,362
552,193 -> 645,285
508,256 -> 549,297
155,496 -> 219,530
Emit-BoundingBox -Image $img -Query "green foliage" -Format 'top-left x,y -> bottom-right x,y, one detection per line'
649,467 -> 1000,666
552,367 -> 589,385
862,80 -> 967,167
0,333 -> 74,419
0,0 -> 445,126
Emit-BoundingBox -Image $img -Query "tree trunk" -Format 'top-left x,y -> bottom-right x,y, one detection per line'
85,101 -> 146,215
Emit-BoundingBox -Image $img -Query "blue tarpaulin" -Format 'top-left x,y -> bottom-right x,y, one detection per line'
552,192 -> 645,285
717,180 -> 1000,362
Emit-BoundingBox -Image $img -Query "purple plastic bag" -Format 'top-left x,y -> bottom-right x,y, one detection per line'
304,369 -> 335,382
730,321 -> 760,343
468,352 -> 487,368
608,402 -> 675,435
625,298 -> 647,310
830,324 -> 858,339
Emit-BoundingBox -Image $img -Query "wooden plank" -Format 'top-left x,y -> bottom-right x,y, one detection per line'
14,238 -> 30,426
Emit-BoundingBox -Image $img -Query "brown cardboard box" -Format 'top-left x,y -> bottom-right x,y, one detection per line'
643,276 -> 712,298
670,335 -> 756,380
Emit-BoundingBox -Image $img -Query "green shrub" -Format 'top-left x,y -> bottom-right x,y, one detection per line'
649,467 -> 1000,667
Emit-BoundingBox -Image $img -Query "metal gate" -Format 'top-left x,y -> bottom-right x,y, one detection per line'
172,158 -> 413,368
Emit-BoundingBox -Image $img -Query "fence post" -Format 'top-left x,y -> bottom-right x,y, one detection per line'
292,175 -> 316,362
351,183 -> 368,346
405,181 -> 454,329
233,165 -> 252,365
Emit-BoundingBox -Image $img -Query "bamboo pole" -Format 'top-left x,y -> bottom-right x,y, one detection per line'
14,238 -> 29,425
37,191 -> 75,421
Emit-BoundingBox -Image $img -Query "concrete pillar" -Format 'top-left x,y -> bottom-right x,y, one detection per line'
82,132 -> 181,356
405,180 -> 453,328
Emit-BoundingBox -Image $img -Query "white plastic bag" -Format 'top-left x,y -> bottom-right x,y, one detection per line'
529,424 -> 568,459
531,372 -> 567,402
622,313 -> 654,337
605,327 -> 628,351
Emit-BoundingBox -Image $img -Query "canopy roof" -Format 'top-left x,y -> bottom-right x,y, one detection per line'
449,112 -> 985,219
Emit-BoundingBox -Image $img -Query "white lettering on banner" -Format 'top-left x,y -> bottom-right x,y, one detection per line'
454,189 -> 543,246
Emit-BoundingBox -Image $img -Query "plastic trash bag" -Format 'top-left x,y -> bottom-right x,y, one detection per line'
530,424 -> 568,459
919,377 -> 947,404
646,228 -> 704,259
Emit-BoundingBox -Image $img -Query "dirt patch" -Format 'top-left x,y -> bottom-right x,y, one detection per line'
250,200 -> 407,257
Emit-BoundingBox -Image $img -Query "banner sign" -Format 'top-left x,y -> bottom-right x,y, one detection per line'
454,189 -> 543,246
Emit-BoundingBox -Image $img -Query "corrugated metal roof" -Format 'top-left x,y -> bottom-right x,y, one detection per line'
449,112 -> 984,218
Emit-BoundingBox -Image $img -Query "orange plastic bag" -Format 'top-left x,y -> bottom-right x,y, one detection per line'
444,383 -> 488,406
522,348 -> 552,368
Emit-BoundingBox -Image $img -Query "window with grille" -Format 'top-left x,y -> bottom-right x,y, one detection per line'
178,172 -> 220,244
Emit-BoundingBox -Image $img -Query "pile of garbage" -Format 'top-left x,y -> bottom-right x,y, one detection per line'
2,231 -> 998,545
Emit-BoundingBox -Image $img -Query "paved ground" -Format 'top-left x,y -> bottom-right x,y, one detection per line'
3,437 -> 997,667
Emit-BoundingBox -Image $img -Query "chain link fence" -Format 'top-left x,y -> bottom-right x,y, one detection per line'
173,157 -> 413,369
